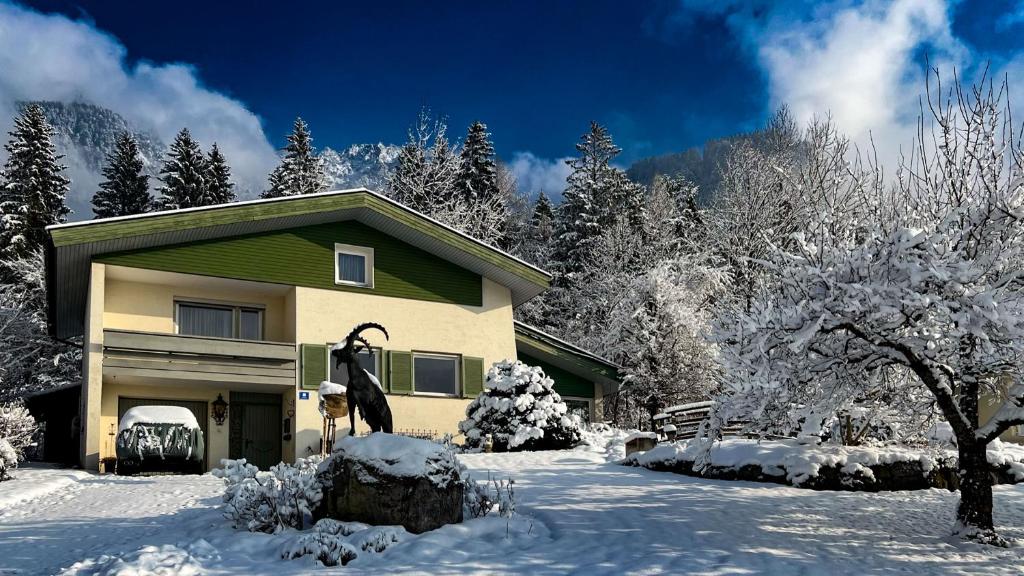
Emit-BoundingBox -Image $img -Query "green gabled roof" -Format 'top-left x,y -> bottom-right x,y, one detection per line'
46,189 -> 552,339
514,321 -> 621,389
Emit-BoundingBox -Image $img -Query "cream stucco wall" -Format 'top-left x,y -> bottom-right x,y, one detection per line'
81,264 -> 520,468
104,277 -> 288,342
81,263 -> 106,470
290,278 -> 517,457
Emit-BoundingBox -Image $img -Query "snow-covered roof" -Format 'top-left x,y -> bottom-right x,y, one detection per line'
46,188 -> 552,339
118,406 -> 200,432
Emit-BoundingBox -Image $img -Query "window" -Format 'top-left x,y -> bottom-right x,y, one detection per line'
413,353 -> 460,396
334,243 -> 374,287
564,398 -> 593,423
176,301 -> 264,340
329,347 -> 381,386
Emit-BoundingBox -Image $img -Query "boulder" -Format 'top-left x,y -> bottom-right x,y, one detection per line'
317,433 -> 463,534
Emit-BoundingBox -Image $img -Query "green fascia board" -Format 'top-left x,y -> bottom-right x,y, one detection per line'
49,190 -> 550,290
513,326 -> 620,384
51,193 -> 366,247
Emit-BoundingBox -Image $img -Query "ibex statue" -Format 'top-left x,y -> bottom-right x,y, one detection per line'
332,323 -> 393,435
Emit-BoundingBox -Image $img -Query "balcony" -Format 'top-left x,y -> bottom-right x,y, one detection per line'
102,329 -> 296,388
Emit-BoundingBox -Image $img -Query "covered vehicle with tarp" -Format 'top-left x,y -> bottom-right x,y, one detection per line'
116,406 -> 205,474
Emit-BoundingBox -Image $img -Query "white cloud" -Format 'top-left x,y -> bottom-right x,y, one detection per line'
508,152 -> 572,200
672,0 -> 1015,171
755,0 -> 964,166
0,2 -> 279,216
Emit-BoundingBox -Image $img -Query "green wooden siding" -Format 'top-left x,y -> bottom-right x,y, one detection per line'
51,191 -> 550,289
388,350 -> 413,394
96,220 -> 483,306
519,352 -> 595,399
462,356 -> 485,398
301,344 -> 327,390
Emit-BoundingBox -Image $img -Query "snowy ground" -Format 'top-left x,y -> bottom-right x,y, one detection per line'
2,444 -> 1024,575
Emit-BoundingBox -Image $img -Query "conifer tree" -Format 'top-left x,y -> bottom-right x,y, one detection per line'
455,121 -> 498,203
91,132 -> 151,218
156,128 -> 210,210
260,118 -> 326,199
205,143 -> 235,204
0,104 -> 70,259
550,122 -> 616,281
530,191 -> 555,241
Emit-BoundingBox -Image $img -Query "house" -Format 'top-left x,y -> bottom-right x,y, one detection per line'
45,188 -> 621,471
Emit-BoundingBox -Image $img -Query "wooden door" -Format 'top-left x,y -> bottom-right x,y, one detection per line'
229,392 -> 282,470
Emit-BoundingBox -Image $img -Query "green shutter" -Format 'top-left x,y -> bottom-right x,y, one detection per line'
462,356 -> 485,398
388,350 -> 413,394
301,344 -> 328,390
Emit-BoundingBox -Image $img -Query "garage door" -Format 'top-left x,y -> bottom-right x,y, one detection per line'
117,397 -> 209,470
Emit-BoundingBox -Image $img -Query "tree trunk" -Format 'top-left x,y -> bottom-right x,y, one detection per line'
955,440 -> 1004,545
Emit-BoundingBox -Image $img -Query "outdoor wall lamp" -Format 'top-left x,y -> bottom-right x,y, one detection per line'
212,394 -> 229,426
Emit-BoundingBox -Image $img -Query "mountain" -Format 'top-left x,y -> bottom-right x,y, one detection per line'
319,143 -> 400,192
24,101 -> 166,219
626,136 -> 743,206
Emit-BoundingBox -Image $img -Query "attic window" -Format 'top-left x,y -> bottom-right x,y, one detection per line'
334,243 -> 374,288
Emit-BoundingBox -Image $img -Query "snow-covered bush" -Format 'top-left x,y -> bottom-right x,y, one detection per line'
280,518 -> 407,567
0,438 -> 17,481
213,456 -> 323,533
459,360 -> 581,452
0,400 -> 36,480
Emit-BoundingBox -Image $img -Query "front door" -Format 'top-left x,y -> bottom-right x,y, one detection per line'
229,392 -> 282,470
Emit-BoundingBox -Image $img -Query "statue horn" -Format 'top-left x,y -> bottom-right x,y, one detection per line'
346,322 -> 389,346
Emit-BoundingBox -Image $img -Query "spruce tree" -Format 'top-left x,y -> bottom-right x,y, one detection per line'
260,118 -> 326,199
92,132 -> 151,218
0,104 -> 70,259
455,121 -> 498,203
156,128 -> 210,210
550,122 -> 616,281
530,191 -> 555,242
205,143 -> 235,204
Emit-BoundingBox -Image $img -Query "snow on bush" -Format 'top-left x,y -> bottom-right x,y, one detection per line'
459,360 -> 581,452
0,438 -> 17,481
577,423 -> 638,462
0,400 -> 36,480
280,517 -> 407,567
460,468 -> 517,519
213,456 -> 323,533
628,438 -> 1024,487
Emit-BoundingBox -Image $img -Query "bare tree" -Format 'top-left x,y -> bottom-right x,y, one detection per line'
712,70 -> 1024,545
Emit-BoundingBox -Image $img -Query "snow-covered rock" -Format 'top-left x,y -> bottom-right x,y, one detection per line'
318,433 -> 463,533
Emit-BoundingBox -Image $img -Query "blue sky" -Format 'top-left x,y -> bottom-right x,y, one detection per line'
19,1 -> 765,164
3,0 -> 1024,199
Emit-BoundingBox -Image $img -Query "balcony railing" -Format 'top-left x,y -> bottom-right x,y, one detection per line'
102,329 -> 296,387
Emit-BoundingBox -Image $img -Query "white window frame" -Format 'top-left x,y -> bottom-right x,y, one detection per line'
412,352 -> 461,397
173,298 -> 266,341
334,243 -> 374,288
